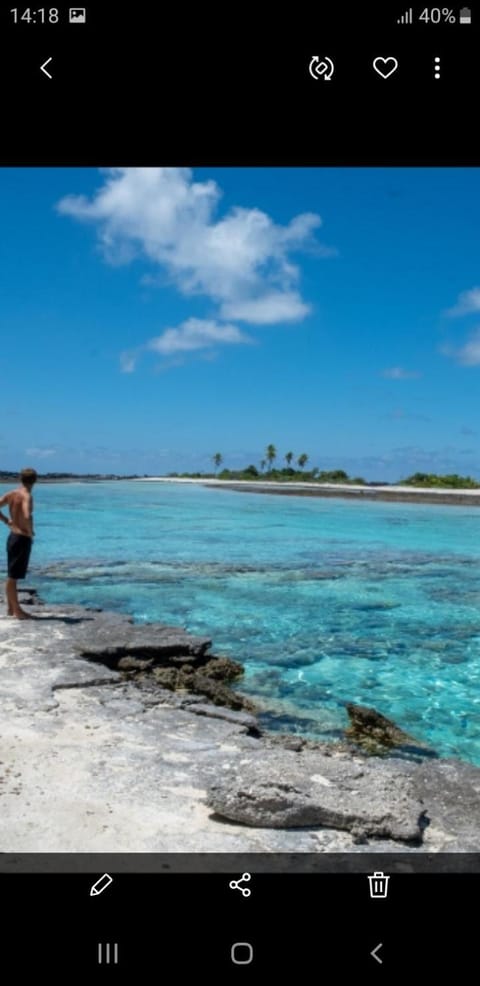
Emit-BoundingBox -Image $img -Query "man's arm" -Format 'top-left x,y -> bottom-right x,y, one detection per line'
0,492 -> 11,527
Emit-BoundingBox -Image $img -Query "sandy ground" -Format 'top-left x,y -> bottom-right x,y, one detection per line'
132,477 -> 480,505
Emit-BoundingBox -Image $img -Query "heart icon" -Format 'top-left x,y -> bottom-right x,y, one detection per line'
373,56 -> 398,79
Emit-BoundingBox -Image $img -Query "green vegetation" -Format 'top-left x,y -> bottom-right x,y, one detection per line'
265,444 -> 277,470
212,452 -> 223,475
401,472 -> 480,489
198,458 -> 480,488
211,467 -> 362,482
171,455 -> 367,483
218,465 -> 260,480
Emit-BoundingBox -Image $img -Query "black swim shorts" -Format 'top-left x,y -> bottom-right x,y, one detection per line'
7,533 -> 32,580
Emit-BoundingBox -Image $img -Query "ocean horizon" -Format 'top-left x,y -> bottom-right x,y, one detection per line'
9,479 -> 480,766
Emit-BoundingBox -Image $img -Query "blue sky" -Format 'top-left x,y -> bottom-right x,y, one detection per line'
1,166 -> 480,481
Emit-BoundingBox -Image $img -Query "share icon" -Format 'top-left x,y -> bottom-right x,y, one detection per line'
229,873 -> 252,897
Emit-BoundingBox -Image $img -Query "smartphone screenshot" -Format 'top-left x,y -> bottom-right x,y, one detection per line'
1,4 -> 479,976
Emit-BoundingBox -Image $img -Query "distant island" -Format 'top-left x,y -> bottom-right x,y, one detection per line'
167,447 -> 480,489
167,468 -> 480,489
1,457 -> 479,490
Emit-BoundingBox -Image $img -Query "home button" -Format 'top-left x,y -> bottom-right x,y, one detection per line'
231,942 -> 253,965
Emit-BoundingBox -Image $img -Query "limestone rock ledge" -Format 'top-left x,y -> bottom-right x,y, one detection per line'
0,588 -> 479,853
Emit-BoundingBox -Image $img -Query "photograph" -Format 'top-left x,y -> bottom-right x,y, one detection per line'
1,166 -> 479,855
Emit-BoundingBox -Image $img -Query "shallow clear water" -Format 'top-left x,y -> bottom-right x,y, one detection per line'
10,480 -> 480,765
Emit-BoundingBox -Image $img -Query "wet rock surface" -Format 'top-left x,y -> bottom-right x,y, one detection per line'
345,703 -> 436,758
0,588 -> 479,852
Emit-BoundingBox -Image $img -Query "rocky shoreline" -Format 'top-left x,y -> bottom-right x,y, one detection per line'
1,588 -> 479,853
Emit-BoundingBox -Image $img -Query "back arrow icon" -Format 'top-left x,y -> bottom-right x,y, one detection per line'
371,943 -> 383,964
40,57 -> 53,79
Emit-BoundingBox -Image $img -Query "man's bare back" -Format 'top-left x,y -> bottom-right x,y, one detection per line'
2,488 -> 34,538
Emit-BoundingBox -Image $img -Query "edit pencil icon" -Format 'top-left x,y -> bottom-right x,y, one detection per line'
90,873 -> 113,897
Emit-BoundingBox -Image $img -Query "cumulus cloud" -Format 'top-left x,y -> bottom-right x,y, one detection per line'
446,287 -> 480,317
147,318 -> 252,355
381,367 -> 421,379
57,168 -> 329,328
120,317 -> 252,371
442,328 -> 480,365
220,291 -> 310,324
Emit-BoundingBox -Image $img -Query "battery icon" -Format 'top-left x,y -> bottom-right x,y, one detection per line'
459,7 -> 472,23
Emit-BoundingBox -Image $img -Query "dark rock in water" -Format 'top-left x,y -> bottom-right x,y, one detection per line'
345,703 -> 435,757
200,656 -> 244,681
207,747 -> 426,841
183,670 -> 256,712
135,657 -> 256,714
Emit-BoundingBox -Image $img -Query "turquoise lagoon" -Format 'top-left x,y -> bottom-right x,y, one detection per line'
14,480 -> 480,766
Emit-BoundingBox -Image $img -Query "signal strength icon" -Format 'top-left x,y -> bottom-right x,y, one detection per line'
397,7 -> 413,23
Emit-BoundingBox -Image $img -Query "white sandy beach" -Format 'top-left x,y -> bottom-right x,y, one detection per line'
132,477 -> 480,502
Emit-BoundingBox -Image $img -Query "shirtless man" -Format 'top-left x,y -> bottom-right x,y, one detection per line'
0,468 -> 37,619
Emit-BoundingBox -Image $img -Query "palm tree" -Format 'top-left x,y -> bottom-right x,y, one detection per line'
285,451 -> 294,467
265,444 -> 277,471
260,459 -> 266,472
297,453 -> 309,470
212,452 -> 223,475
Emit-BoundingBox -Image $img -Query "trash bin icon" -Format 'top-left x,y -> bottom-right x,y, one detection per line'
368,871 -> 390,898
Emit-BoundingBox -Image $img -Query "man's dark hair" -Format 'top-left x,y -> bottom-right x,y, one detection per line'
20,467 -> 38,488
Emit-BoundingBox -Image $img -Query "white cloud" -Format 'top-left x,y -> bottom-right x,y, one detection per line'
444,328 -> 480,366
119,317 -> 253,371
220,291 -> 310,323
57,168 -> 329,326
25,447 -> 57,458
120,351 -> 138,373
446,287 -> 480,317
381,367 -> 421,379
146,318 -> 252,355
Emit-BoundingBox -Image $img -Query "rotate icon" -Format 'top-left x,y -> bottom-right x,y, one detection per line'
309,56 -> 335,81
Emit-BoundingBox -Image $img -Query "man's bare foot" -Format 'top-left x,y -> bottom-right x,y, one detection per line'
13,611 -> 34,620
